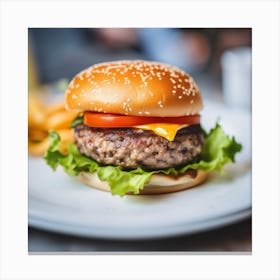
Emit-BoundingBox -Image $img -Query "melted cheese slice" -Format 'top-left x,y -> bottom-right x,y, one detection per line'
135,123 -> 188,141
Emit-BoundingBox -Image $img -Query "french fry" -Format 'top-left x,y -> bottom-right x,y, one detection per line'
28,129 -> 48,142
28,138 -> 50,156
28,93 -> 78,157
45,101 -> 65,116
28,94 -> 47,128
28,129 -> 74,156
56,129 -> 75,153
44,110 -> 78,131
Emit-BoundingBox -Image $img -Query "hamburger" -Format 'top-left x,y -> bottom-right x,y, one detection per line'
45,60 -> 241,196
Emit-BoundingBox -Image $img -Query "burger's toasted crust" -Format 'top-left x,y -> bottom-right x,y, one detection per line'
78,170 -> 208,195
65,60 -> 203,117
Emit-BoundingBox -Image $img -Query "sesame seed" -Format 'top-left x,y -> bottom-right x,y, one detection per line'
72,61 -> 199,112
156,102 -> 164,108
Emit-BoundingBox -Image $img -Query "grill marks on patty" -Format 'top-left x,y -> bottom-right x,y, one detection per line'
74,124 -> 204,170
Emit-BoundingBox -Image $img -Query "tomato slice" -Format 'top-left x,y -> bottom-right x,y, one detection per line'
84,112 -> 200,128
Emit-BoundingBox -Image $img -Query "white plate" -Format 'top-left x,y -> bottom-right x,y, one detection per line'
28,101 -> 251,239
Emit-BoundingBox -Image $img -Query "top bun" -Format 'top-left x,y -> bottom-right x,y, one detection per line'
65,60 -> 203,117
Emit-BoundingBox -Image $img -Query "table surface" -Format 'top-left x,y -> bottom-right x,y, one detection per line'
28,218 -> 251,253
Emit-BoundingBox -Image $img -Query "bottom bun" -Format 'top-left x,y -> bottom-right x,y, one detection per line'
78,169 -> 208,195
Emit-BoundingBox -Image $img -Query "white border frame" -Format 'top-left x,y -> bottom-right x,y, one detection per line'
1,0 -> 279,279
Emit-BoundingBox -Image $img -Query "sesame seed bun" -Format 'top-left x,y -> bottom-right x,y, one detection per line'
65,60 -> 203,117
78,169 -> 208,195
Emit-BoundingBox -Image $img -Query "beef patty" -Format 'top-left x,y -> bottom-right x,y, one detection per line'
74,124 -> 204,170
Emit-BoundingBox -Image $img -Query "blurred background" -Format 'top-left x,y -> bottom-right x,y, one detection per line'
29,28 -> 252,107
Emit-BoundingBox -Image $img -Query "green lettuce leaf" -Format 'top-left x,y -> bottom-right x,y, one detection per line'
44,124 -> 242,196
70,116 -> 84,128
178,124 -> 242,174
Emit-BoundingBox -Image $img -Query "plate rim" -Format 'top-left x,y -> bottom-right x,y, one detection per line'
28,206 -> 251,240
